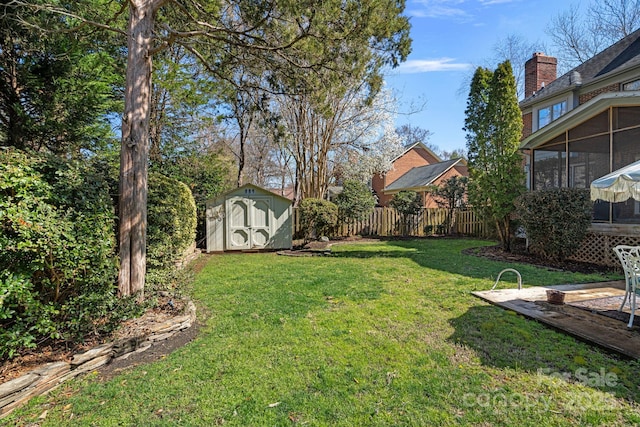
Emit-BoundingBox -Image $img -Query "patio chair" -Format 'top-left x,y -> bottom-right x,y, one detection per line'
613,245 -> 640,327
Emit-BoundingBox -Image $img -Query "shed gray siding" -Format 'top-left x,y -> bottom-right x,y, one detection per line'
205,184 -> 292,252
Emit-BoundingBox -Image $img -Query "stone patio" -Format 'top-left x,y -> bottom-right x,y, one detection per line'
473,280 -> 640,359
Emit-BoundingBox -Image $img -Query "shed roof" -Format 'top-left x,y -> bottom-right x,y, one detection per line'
521,28 -> 640,107
384,158 -> 463,192
206,183 -> 293,205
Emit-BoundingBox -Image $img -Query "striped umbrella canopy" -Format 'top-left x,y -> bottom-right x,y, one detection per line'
591,160 -> 640,203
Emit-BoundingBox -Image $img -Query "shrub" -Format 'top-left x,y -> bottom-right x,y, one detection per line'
515,188 -> 592,261
427,176 -> 468,235
0,149 -> 131,359
146,173 -> 197,292
158,151 -> 234,247
390,191 -> 423,235
298,198 -> 338,241
334,180 -> 376,224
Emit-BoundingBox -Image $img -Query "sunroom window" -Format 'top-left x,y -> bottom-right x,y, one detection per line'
538,100 -> 567,128
533,144 -> 566,190
622,79 -> 640,91
530,106 -> 640,224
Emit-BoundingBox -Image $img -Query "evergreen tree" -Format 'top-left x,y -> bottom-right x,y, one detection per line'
0,4 -> 122,155
464,61 -> 525,251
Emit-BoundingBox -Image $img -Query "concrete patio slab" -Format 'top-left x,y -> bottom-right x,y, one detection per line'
473,280 -> 640,359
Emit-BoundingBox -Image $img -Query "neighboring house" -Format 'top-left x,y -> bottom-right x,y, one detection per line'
519,28 -> 640,266
372,142 -> 468,208
267,185 -> 343,203
269,186 -> 295,201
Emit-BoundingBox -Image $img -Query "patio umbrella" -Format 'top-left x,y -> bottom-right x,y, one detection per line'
590,159 -> 640,202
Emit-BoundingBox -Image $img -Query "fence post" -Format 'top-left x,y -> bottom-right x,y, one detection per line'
382,207 -> 388,237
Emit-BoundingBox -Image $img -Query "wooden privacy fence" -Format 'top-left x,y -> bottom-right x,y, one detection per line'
293,207 -> 490,238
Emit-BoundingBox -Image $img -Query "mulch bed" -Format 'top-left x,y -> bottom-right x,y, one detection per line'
0,296 -> 194,384
463,240 -> 617,275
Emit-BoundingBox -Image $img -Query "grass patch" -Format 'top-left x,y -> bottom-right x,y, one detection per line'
6,238 -> 640,426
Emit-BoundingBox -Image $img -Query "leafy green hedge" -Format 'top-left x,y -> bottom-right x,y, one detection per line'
0,149 -> 136,359
298,198 -> 338,241
515,188 -> 592,261
334,180 -> 376,223
146,173 -> 197,291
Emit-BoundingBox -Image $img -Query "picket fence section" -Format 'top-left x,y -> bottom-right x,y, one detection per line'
293,207 -> 489,238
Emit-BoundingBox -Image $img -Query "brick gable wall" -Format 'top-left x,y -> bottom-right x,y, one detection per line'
522,112 -> 533,139
422,164 -> 468,208
385,147 -> 440,183
371,173 -> 386,205
579,83 -> 620,104
372,146 -> 441,206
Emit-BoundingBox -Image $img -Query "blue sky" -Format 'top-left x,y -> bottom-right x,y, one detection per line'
385,0 -> 575,154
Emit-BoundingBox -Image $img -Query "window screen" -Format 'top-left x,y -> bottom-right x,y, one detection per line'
568,135 -> 609,188
568,111 -> 609,141
533,145 -> 566,189
613,127 -> 640,169
613,106 -> 640,130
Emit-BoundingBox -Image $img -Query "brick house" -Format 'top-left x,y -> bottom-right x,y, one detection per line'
519,28 -> 640,266
371,142 -> 468,208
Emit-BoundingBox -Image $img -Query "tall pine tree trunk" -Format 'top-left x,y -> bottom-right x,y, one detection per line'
118,0 -> 159,300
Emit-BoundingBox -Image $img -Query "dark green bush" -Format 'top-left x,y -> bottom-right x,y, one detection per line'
157,150 -> 234,247
0,149 -> 134,359
146,173 -> 197,292
390,191 -> 423,235
334,180 -> 376,223
298,198 -> 338,241
515,188 -> 592,261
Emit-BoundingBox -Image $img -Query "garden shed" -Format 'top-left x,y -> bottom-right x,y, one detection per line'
206,183 -> 292,252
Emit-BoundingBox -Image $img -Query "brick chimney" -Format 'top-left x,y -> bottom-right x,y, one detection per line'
524,52 -> 557,98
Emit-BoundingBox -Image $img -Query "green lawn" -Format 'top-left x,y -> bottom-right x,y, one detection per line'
7,238 -> 640,426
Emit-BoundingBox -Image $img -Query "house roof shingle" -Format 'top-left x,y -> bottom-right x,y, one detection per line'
384,158 -> 462,192
521,28 -> 640,106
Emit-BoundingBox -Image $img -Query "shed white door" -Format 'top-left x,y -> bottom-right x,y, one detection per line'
226,196 -> 272,250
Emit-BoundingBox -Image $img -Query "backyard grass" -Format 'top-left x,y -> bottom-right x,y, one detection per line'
6,238 -> 640,426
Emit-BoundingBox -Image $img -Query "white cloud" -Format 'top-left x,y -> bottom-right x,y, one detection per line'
407,0 -> 516,20
395,58 -> 473,73
407,5 -> 470,19
408,0 -> 470,20
479,0 -> 516,5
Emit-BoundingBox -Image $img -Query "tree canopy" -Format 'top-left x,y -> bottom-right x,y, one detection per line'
6,0 -> 412,298
464,61 -> 525,251
0,2 -> 122,154
334,180 -> 377,224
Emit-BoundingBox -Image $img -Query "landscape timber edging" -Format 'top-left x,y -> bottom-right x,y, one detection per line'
0,300 -> 196,419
